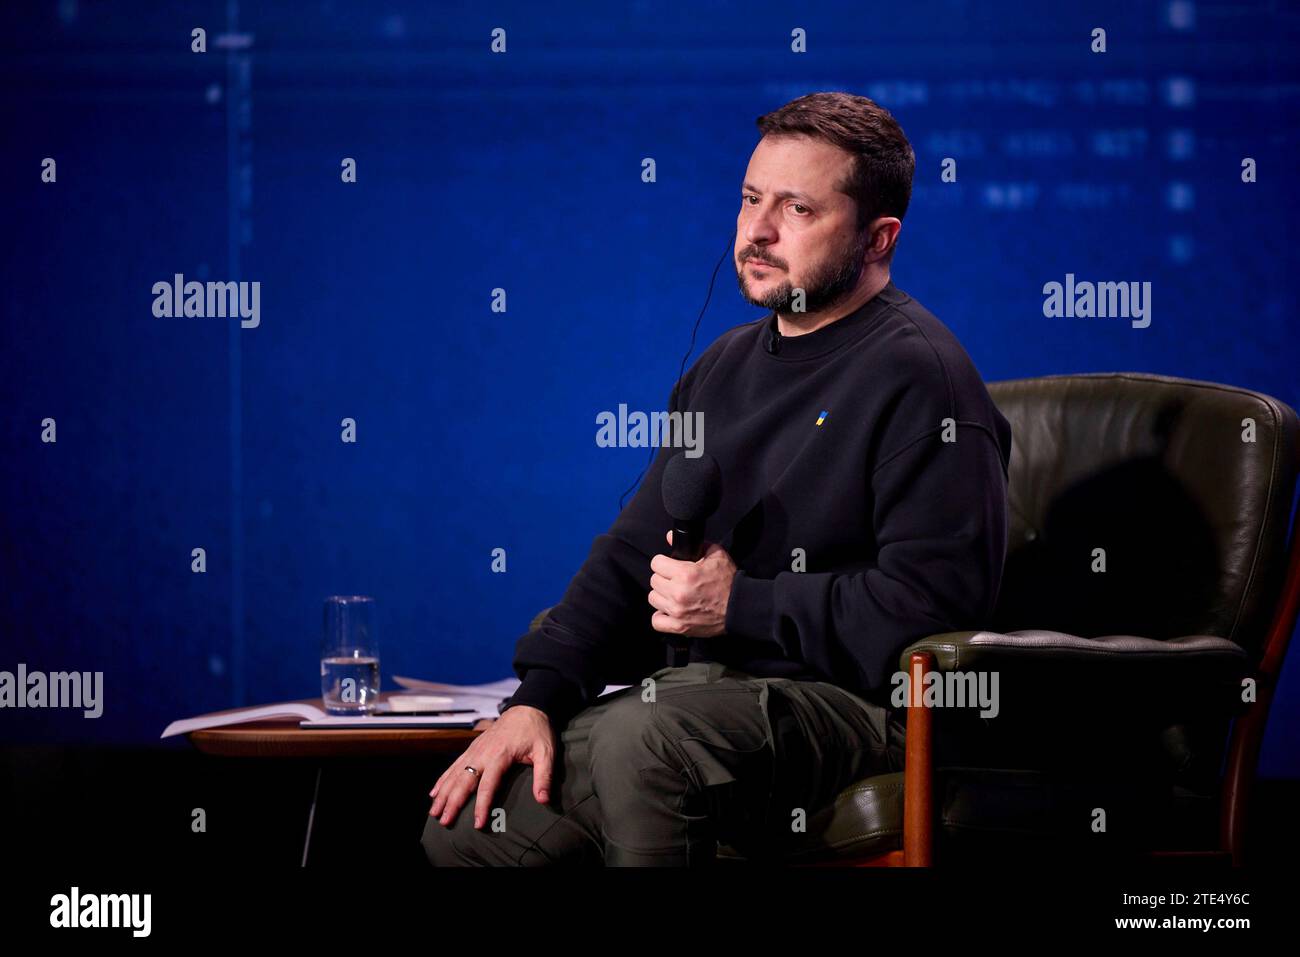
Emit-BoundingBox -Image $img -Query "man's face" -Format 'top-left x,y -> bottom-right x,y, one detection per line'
735,134 -> 870,315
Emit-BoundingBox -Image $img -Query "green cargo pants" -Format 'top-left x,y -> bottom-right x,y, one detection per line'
420,661 -> 906,866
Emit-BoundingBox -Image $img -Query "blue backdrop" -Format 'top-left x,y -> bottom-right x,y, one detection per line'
3,1 -> 1298,776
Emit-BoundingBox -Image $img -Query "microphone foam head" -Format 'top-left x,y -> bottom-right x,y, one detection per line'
661,451 -> 722,522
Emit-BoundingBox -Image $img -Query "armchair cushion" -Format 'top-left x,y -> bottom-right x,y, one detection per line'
717,771 -> 905,863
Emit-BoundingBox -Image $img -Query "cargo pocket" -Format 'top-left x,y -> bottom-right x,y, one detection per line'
644,677 -> 778,854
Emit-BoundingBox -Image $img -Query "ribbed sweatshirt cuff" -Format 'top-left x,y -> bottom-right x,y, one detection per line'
725,570 -> 785,653
501,667 -> 586,729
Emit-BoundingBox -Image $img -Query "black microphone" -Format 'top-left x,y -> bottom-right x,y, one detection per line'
660,450 -> 722,665
663,450 -> 721,560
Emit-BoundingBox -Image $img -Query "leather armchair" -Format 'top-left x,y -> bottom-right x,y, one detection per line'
721,372 -> 1300,865
535,373 -> 1300,865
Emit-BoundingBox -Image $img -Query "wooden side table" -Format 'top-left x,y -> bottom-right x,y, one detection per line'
183,692 -> 496,864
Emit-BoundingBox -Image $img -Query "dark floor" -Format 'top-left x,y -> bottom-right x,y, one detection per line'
1,743 -> 1296,871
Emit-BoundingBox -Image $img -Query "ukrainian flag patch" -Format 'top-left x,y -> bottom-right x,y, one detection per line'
815,409 -> 828,426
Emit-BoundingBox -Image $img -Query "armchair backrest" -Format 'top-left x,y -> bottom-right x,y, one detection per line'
986,373 -> 1299,658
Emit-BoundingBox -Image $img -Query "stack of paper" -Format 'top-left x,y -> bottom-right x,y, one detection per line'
391,675 -> 634,701
161,676 -> 635,738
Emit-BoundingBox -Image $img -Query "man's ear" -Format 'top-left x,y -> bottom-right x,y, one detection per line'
867,217 -> 902,263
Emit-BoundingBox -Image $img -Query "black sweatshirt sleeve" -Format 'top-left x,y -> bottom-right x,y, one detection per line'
501,383 -> 687,728
724,403 -> 1011,697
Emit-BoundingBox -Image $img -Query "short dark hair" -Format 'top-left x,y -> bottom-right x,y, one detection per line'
756,92 -> 915,255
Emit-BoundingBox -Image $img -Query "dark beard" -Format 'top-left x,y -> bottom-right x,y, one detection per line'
735,229 -> 870,314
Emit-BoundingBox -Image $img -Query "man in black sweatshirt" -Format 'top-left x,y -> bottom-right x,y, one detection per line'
423,91 -> 1011,866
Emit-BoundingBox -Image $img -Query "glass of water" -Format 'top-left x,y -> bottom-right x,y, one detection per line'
320,595 -> 380,714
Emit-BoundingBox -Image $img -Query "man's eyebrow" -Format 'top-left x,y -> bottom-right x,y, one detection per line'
742,181 -> 819,204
